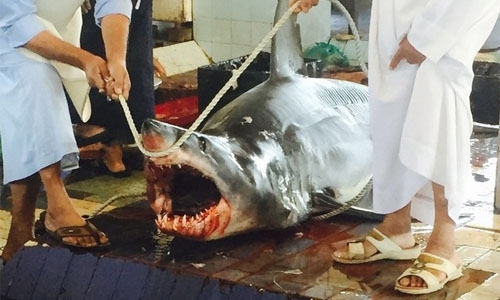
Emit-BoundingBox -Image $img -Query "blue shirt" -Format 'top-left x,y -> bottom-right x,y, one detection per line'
0,0 -> 132,57
0,0 -> 132,183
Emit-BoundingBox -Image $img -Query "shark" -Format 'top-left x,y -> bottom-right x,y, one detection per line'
141,0 -> 375,240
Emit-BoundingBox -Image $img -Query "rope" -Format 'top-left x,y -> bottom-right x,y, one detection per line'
95,1 -> 301,213
119,0 -> 366,158
119,1 -> 302,158
311,179 -> 372,221
89,192 -> 146,218
330,0 -> 368,75
106,0 -> 369,217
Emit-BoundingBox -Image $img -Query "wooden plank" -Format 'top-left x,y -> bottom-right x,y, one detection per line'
31,248 -> 73,300
154,269 -> 177,298
259,292 -> 289,300
112,261 -> 149,300
138,268 -> 164,300
0,247 -> 24,296
229,284 -> 262,300
197,279 -> 228,300
6,246 -> 49,300
85,257 -> 124,300
169,273 -> 205,300
57,252 -> 99,300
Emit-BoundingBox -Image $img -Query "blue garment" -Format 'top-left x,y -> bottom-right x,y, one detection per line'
0,0 -> 131,58
0,0 -> 132,184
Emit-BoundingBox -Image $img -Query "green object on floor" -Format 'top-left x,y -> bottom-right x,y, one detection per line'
304,39 -> 350,68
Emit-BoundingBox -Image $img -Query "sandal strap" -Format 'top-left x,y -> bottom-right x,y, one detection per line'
54,221 -> 100,240
347,242 -> 366,259
410,252 -> 459,278
346,228 -> 406,259
365,228 -> 405,253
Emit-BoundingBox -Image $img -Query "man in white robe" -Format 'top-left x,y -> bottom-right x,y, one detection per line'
290,0 -> 500,294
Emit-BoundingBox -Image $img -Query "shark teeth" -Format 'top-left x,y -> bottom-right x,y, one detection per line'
146,158 -> 230,239
158,211 -> 207,235
156,198 -> 231,239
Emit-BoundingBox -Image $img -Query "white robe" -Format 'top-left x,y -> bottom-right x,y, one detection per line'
369,0 -> 500,224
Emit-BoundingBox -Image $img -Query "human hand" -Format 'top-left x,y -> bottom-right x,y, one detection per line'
289,0 -> 319,13
153,57 -> 167,77
389,36 -> 426,70
81,53 -> 111,93
81,0 -> 91,14
105,59 -> 131,101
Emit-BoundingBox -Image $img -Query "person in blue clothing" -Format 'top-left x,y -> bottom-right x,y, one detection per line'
0,0 -> 132,262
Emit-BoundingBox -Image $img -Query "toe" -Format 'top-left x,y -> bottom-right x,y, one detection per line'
333,249 -> 347,259
410,276 -> 419,287
98,231 -> 109,245
398,276 -> 410,287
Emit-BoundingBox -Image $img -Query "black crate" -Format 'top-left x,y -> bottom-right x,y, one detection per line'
197,52 -> 321,119
471,61 -> 500,125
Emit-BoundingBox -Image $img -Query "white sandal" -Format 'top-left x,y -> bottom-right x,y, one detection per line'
395,252 -> 463,295
332,228 -> 421,264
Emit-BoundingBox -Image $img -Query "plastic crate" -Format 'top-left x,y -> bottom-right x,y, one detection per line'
197,52 -> 321,119
471,61 -> 500,125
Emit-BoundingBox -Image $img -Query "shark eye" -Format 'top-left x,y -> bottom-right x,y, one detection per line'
199,137 -> 207,152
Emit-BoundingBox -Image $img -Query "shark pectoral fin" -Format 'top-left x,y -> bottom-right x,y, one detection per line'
311,188 -> 338,211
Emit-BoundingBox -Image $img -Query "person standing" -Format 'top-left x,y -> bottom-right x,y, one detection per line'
0,0 -> 132,262
290,0 -> 500,295
72,0 -> 156,177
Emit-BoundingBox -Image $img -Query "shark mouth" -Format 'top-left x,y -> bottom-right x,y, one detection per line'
145,160 -> 231,240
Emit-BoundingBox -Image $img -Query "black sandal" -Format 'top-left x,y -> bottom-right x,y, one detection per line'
38,211 -> 110,249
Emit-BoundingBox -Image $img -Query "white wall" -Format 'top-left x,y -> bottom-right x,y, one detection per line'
193,0 -> 331,62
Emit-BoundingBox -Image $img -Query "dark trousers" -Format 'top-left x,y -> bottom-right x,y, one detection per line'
72,0 -> 155,144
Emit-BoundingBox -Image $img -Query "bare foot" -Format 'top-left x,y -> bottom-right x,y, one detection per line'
101,144 -> 126,173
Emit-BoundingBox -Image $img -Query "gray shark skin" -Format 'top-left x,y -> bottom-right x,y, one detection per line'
141,0 -> 374,240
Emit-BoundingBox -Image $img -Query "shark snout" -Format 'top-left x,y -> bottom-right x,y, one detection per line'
141,118 -> 187,152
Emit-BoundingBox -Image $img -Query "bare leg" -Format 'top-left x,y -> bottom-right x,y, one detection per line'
0,175 -> 40,261
39,162 -> 108,247
397,182 -> 460,288
333,203 -> 416,259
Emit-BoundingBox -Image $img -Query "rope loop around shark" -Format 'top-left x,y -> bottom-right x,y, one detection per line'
138,0 -> 380,240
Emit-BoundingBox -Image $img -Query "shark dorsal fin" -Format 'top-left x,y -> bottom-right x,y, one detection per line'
270,0 -> 305,80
